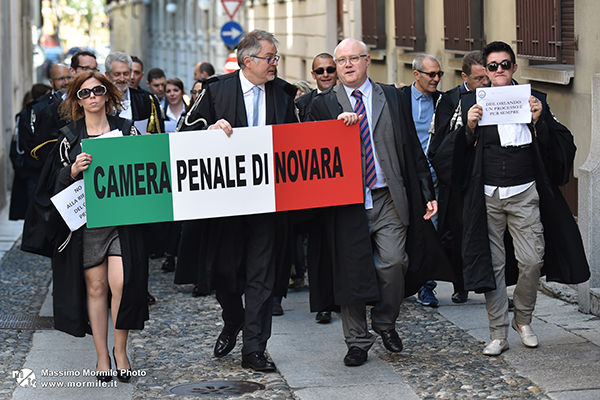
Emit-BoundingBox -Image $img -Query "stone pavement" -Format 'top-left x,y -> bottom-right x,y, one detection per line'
0,203 -> 600,399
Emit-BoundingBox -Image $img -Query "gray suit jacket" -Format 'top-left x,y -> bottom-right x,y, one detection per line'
332,81 -> 410,225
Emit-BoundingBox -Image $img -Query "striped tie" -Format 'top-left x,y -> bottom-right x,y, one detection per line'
351,90 -> 376,188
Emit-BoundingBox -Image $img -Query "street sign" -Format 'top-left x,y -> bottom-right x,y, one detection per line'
220,21 -> 244,47
221,0 -> 243,19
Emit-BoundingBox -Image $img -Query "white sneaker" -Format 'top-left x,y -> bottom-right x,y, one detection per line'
483,339 -> 509,356
512,319 -> 539,348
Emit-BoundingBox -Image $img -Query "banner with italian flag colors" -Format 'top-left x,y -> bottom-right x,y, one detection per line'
82,120 -> 363,228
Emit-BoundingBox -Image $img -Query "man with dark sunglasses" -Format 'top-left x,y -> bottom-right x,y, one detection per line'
295,53 -> 337,122
433,41 -> 589,356
400,54 -> 444,308
429,50 -> 489,305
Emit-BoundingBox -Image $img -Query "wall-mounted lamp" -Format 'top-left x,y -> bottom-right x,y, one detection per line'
166,2 -> 177,13
198,0 -> 210,10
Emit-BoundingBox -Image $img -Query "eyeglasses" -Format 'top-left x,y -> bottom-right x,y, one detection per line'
417,70 -> 444,79
251,55 -> 280,65
76,66 -> 99,72
466,74 -> 490,82
53,75 -> 73,82
77,85 -> 107,100
486,60 -> 513,72
335,54 -> 368,66
313,66 -> 336,75
190,90 -> 200,96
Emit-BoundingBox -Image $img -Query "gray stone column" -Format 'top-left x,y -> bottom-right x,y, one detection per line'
577,73 -> 600,314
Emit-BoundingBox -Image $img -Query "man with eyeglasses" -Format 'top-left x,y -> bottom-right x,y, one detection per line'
295,53 -> 337,122
428,51 -> 489,306
48,64 -> 73,93
434,41 -> 589,356
308,38 -> 450,367
399,55 -> 445,308
179,29 -> 298,372
105,52 -> 164,134
69,50 -> 98,76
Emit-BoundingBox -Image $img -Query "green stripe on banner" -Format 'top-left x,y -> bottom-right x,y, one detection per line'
82,133 -> 173,228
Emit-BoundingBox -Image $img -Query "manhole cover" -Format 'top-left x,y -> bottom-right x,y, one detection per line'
166,380 -> 266,397
0,315 -> 54,330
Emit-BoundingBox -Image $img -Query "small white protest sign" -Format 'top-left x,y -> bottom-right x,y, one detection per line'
476,84 -> 532,126
51,180 -> 87,231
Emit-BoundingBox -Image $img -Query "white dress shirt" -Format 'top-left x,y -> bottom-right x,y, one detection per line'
240,70 -> 266,127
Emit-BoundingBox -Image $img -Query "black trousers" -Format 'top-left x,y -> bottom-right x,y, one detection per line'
215,213 -> 276,355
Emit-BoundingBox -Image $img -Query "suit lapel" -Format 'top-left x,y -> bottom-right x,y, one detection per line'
371,81 -> 385,132
334,83 -> 352,113
265,81 -> 276,125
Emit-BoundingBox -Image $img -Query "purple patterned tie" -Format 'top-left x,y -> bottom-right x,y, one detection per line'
351,90 -> 376,188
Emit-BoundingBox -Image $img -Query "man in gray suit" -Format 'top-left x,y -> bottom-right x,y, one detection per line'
309,38 -> 447,366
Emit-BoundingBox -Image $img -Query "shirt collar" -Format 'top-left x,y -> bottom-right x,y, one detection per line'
239,69 -> 265,94
411,82 -> 430,101
343,78 -> 372,100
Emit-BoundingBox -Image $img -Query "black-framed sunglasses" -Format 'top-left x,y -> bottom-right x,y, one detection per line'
77,85 -> 107,100
486,60 -> 513,72
417,70 -> 444,79
313,66 -> 336,75
190,89 -> 200,96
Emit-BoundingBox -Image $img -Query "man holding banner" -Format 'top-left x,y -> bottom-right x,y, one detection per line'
434,41 -> 589,356
179,29 -> 298,371
308,38 -> 452,367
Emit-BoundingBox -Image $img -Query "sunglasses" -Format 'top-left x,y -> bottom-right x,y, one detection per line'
486,60 -> 513,72
77,85 -> 107,100
417,70 -> 444,79
190,90 -> 200,95
313,66 -> 336,75
467,74 -> 490,83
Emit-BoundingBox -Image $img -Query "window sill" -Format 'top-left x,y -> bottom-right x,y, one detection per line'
520,64 -> 575,85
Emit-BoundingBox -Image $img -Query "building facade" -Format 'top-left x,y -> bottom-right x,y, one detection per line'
1,0 -> 36,210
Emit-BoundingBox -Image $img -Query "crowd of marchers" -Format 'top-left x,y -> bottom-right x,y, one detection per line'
12,29 -> 589,382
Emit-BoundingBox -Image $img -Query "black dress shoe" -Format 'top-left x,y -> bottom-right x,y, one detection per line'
147,292 -> 156,305
315,311 -> 331,324
96,354 -> 113,383
161,255 -> 176,272
376,329 -> 403,353
272,302 -> 284,316
213,325 -> 243,358
241,351 -> 276,371
344,346 -> 368,366
451,291 -> 468,303
192,285 -> 207,297
113,347 -> 131,383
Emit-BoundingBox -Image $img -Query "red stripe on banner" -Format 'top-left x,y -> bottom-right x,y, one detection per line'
272,120 -> 364,212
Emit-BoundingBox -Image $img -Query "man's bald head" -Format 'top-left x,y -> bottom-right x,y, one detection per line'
48,64 -> 73,91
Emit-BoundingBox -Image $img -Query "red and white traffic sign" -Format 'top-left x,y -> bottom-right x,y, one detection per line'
221,0 -> 243,19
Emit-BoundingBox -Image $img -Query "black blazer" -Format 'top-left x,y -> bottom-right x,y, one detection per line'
181,71 -> 298,130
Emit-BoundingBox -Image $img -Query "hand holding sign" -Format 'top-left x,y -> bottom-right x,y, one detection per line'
476,84 -> 532,126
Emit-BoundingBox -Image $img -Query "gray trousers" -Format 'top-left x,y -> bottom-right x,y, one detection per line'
341,188 -> 409,350
484,184 -> 545,340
